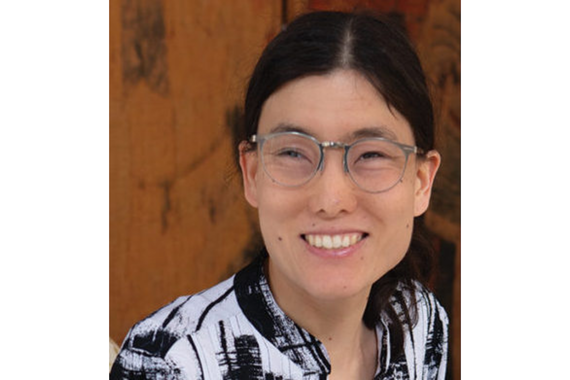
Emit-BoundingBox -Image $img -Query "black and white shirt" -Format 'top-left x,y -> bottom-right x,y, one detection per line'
110,256 -> 448,379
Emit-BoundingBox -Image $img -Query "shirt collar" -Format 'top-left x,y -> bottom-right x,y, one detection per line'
234,252 -> 395,377
234,253 -> 331,376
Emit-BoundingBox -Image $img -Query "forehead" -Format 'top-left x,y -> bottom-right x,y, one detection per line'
257,69 -> 414,144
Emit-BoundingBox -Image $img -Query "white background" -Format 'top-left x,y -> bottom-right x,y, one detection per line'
0,1 -> 568,378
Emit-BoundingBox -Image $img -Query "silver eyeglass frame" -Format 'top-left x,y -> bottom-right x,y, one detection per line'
250,131 -> 424,193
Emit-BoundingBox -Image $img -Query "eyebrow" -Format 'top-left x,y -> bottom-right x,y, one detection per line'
268,123 -> 398,142
268,123 -> 310,135
349,126 -> 398,142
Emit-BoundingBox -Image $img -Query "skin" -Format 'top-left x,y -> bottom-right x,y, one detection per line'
239,69 -> 440,379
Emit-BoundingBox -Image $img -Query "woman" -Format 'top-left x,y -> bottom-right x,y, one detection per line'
111,10 -> 448,380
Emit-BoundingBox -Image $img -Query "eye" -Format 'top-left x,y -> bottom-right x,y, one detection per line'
356,149 -> 394,162
350,140 -> 400,164
276,148 -> 306,159
359,151 -> 388,160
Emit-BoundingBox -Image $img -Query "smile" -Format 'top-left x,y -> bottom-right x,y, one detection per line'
302,233 -> 367,249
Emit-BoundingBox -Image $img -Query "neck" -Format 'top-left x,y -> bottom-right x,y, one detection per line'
266,261 -> 378,379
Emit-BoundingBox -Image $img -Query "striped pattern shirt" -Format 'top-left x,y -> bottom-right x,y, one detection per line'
110,256 -> 448,379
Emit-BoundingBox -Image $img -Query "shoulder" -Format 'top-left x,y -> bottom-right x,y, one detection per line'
411,281 -> 449,330
394,281 -> 449,379
128,275 -> 239,354
110,276 -> 239,379
389,280 -> 448,330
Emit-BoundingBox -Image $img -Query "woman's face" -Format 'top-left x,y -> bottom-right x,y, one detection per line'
240,69 -> 440,304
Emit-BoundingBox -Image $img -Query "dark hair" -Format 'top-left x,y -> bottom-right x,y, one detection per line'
240,10 -> 436,356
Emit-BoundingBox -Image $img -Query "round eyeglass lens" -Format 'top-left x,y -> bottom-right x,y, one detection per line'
347,139 -> 408,192
260,134 -> 320,186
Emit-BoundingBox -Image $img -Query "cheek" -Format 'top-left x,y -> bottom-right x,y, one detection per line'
257,198 -> 302,270
390,192 -> 417,260
377,183 -> 416,222
366,185 -> 416,253
372,203 -> 415,275
256,184 -> 304,239
393,174 -> 419,222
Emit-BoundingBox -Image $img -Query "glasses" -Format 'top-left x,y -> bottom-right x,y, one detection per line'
250,131 -> 423,193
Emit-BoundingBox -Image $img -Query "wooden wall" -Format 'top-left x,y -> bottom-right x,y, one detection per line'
110,0 -> 460,378
110,0 -> 280,345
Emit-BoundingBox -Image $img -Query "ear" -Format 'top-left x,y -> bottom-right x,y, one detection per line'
413,150 -> 441,216
238,141 -> 260,208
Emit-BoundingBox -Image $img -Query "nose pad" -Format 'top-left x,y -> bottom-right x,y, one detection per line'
315,159 -> 351,187
315,144 -> 350,175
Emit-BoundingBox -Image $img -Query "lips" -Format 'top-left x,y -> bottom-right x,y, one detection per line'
302,233 -> 367,249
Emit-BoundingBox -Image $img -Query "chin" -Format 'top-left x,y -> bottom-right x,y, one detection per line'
300,273 -> 374,302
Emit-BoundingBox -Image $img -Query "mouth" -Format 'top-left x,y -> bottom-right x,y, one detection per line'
301,232 -> 368,250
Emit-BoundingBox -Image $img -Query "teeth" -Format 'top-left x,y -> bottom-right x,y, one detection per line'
350,234 -> 359,245
307,235 -> 315,246
323,235 -> 332,249
304,233 -> 363,249
333,235 -> 341,248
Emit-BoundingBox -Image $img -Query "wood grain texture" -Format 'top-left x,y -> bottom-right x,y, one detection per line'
111,1 -> 460,378
416,2 -> 461,378
110,0 -> 280,344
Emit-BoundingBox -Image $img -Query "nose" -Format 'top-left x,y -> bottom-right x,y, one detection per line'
307,150 -> 358,218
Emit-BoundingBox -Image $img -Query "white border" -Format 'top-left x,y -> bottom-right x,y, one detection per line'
463,1 -> 570,378
0,2 -> 108,378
